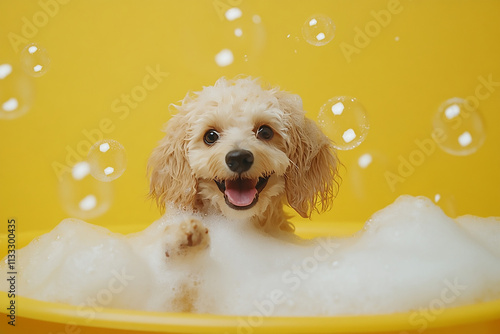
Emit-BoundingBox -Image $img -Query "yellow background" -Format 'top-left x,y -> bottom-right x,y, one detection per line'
0,0 -> 500,333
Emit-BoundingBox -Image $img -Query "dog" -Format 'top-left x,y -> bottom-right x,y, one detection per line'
148,77 -> 339,257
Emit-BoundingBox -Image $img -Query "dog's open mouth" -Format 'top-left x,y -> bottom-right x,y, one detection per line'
214,175 -> 271,210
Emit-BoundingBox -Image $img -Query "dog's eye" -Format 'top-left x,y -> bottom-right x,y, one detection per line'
203,129 -> 220,145
257,125 -> 274,141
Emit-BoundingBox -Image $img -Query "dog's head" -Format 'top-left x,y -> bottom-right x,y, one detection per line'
148,77 -> 338,221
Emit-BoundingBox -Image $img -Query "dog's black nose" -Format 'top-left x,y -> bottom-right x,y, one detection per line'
226,150 -> 254,174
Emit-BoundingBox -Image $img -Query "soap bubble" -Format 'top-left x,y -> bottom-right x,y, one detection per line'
302,14 -> 335,46
215,49 -> 234,67
0,63 -> 34,120
87,139 -> 127,182
432,97 -> 485,156
318,96 -> 370,150
426,191 -> 457,217
252,14 -> 261,24
358,153 -> 373,169
225,7 -> 242,21
59,161 -> 113,219
205,6 -> 265,67
349,151 -> 392,201
285,33 -> 302,54
20,43 -> 51,77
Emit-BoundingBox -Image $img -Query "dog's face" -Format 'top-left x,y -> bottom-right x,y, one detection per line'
149,78 -> 338,221
186,86 -> 290,219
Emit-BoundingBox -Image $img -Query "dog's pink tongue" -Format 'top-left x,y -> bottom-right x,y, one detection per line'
225,179 -> 257,207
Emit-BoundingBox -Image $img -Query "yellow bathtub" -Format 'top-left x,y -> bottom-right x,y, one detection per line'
1,0 -> 499,333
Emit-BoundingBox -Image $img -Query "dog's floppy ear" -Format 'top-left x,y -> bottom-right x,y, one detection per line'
276,91 -> 339,218
148,111 -> 197,212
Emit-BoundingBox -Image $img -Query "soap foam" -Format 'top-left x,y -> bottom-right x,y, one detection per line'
1,195 -> 499,316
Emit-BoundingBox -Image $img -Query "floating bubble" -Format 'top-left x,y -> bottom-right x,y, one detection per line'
302,14 -> 335,46
432,97 -> 485,156
20,43 -> 51,77
349,151 -> 392,201
225,7 -> 242,21
218,7 -> 266,66
0,64 -> 12,79
285,33 -> 302,54
215,48 -> 234,67
59,161 -> 113,219
79,194 -> 97,211
87,139 -> 127,182
318,96 -> 370,150
182,5 -> 264,69
0,63 -> 34,120
425,191 -> 457,217
358,153 -> 373,169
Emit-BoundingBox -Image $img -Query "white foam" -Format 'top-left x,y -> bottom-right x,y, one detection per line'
1,196 -> 499,316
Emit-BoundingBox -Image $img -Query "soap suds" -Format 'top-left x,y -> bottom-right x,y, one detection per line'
1,195 -> 499,316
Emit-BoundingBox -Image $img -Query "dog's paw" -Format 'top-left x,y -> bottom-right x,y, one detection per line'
178,218 -> 209,249
164,217 -> 209,258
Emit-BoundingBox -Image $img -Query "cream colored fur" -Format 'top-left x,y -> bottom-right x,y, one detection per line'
148,77 -> 338,252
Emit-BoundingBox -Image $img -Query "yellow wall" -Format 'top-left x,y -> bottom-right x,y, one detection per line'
0,0 -> 499,236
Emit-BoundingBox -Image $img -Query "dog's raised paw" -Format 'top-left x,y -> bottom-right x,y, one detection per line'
179,218 -> 209,249
165,217 -> 209,258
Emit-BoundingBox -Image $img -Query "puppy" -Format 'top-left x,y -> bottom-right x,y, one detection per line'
148,77 -> 338,256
